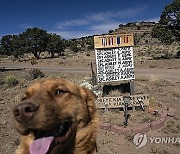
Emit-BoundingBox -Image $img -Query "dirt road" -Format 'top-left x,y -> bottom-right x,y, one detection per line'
1,65 -> 180,82
135,68 -> 180,82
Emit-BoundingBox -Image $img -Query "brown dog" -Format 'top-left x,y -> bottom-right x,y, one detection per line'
13,78 -> 99,154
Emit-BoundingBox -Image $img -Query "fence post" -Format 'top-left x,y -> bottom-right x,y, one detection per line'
130,80 -> 134,95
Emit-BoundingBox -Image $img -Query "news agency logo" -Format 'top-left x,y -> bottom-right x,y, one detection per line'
133,133 -> 180,149
133,133 -> 147,149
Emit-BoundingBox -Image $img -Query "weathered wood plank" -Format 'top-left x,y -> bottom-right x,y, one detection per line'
94,34 -> 134,49
96,94 -> 149,109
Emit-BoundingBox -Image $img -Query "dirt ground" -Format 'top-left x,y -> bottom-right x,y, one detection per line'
0,53 -> 180,154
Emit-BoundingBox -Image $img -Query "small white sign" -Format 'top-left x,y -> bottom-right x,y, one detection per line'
95,47 -> 135,82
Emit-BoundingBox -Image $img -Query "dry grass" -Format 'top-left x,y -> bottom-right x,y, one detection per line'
173,87 -> 180,97
135,77 -> 149,81
28,68 -> 45,80
125,134 -> 134,142
108,90 -> 122,97
4,75 -> 19,87
141,116 -> 154,123
150,145 -> 170,154
148,76 -> 174,87
149,75 -> 158,83
161,120 -> 179,134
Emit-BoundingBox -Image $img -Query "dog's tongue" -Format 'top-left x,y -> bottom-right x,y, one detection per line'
30,136 -> 54,154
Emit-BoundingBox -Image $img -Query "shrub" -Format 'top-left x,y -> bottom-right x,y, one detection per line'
137,26 -> 141,30
86,53 -> 91,56
161,120 -> 179,134
29,68 -> 45,80
125,134 -> 134,142
30,59 -> 38,65
176,51 -> 180,58
0,79 -> 5,86
108,29 -> 114,33
70,44 -> 80,53
4,75 -> 19,87
173,87 -> 180,97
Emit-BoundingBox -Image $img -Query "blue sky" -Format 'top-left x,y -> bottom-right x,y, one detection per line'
0,0 -> 173,39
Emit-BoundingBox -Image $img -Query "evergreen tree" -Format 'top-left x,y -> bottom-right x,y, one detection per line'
152,0 -> 180,43
46,34 -> 65,57
22,27 -> 49,59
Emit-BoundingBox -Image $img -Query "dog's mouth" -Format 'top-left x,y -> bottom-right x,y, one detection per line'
30,121 -> 74,154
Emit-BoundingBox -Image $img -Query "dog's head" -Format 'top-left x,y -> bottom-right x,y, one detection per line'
13,78 -> 98,153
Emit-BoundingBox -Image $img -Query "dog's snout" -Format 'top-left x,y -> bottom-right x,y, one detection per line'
13,102 -> 39,122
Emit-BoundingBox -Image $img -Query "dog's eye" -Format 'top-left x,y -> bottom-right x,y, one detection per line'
55,89 -> 65,95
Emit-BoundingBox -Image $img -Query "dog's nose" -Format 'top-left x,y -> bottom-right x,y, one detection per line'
13,102 -> 39,122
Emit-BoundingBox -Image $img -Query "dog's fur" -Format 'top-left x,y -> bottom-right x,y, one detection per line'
13,78 -> 99,154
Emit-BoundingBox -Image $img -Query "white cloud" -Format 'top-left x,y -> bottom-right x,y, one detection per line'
50,22 -> 120,39
51,22 -> 117,39
52,5 -> 147,39
55,19 -> 89,30
49,30 -> 95,39
144,17 -> 160,23
90,22 -> 120,33
86,6 -> 146,22
18,23 -> 33,29
135,17 -> 160,23
87,12 -> 114,22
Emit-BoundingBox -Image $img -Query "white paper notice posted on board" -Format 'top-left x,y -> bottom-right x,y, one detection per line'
95,47 -> 135,82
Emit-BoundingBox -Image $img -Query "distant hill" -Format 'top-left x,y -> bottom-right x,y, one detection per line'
112,21 -> 155,34
75,21 -> 161,48
109,22 -> 161,45
75,21 -> 180,59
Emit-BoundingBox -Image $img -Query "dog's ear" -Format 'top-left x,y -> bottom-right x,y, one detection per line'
80,87 -> 97,120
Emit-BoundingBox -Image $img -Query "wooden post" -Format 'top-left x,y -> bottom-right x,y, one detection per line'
130,80 -> 134,95
90,62 -> 97,86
